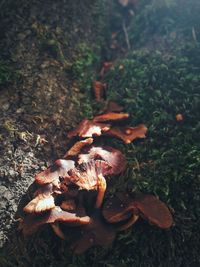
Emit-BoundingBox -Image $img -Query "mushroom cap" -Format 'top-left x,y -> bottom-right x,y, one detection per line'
105,124 -> 148,144
65,161 -> 104,191
93,112 -> 129,123
23,195 -> 55,214
23,183 -> 55,213
102,192 -> 173,229
78,145 -> 127,176
67,119 -> 110,138
20,206 -> 91,236
102,193 -> 137,223
132,193 -> 173,229
35,159 -> 75,185
64,138 -> 93,158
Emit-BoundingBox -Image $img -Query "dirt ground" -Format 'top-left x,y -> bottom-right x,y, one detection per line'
0,0 -> 107,251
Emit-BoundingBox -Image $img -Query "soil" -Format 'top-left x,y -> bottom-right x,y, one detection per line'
0,0 -> 106,250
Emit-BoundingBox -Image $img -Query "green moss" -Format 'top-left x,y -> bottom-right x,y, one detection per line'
0,59 -> 13,86
99,43 -> 200,266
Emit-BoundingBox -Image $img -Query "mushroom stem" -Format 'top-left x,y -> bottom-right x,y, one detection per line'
51,222 -> 66,240
95,174 -> 107,208
116,213 -> 139,231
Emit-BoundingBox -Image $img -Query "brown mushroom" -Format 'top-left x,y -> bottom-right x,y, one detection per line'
70,210 -> 116,254
35,159 -> 75,186
64,138 -> 93,158
64,161 -> 107,208
78,145 -> 127,176
105,124 -> 148,144
23,183 -> 55,214
102,193 -> 139,231
67,119 -> 110,138
93,112 -> 129,123
20,206 -> 91,236
103,192 -> 173,229
131,193 -> 173,229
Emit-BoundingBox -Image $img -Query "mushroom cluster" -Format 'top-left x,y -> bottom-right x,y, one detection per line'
20,104 -> 173,253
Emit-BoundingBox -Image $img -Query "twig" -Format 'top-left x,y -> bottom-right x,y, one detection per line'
122,19 -> 131,50
192,26 -> 197,42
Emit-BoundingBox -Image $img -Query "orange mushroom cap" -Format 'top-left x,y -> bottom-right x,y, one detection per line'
67,119 -> 110,138
105,124 -> 148,144
93,112 -> 129,123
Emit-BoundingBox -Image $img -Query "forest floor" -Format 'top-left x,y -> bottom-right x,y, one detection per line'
0,0 -> 200,266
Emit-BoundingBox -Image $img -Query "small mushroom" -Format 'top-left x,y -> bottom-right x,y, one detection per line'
67,119 -> 110,138
78,145 -> 127,176
35,159 -> 75,186
103,192 -> 173,229
105,124 -> 148,144
93,112 -> 129,123
20,206 -> 91,236
64,138 -> 93,158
